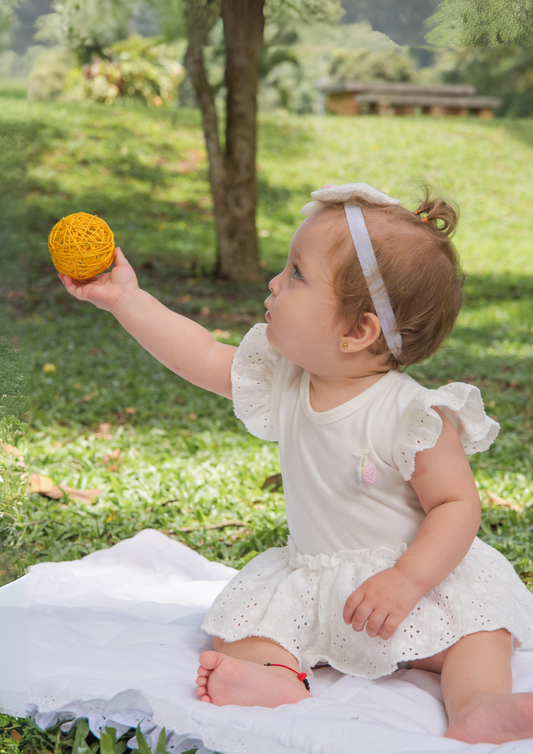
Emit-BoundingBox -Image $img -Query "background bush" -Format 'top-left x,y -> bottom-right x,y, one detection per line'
328,46 -> 417,83
29,36 -> 184,105
27,47 -> 74,101
70,35 -> 184,106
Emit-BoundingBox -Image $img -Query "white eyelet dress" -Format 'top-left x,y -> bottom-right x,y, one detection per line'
201,324 -> 533,679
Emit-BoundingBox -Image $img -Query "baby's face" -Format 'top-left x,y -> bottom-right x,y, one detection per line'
264,212 -> 348,374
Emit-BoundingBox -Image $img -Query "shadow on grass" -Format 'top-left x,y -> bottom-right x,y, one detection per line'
464,272 -> 533,303
0,82 -> 27,100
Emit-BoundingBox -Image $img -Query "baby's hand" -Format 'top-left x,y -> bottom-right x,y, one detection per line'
58,248 -> 139,313
342,567 -> 424,640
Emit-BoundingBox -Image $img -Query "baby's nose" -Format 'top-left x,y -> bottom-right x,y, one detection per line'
268,274 -> 281,295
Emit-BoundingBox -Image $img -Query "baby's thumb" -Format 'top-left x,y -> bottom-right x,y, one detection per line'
113,247 -> 130,266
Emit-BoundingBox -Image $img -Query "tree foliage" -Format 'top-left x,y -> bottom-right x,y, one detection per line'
340,0 -> 439,45
265,0 -> 342,23
328,47 -> 416,83
146,0 -> 186,41
35,0 -> 137,63
0,0 -> 20,50
436,47 -> 533,117
425,0 -> 533,47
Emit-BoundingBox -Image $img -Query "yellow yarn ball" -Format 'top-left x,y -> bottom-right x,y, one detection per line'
48,212 -> 115,279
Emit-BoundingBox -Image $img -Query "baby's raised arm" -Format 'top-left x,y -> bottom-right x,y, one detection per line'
59,248 -> 236,399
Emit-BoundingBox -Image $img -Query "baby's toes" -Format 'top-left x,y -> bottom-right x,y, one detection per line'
197,665 -> 210,677
196,675 -> 208,687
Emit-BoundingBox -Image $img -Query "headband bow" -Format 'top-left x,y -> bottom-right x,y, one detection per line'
301,183 -> 400,217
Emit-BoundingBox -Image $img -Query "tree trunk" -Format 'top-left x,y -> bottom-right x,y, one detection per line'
184,0 -> 265,282
218,0 -> 264,281
184,41 -> 232,276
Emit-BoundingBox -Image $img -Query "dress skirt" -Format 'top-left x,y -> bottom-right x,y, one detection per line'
202,537 -> 533,680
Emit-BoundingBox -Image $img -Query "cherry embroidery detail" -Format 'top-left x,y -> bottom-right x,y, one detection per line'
352,447 -> 377,486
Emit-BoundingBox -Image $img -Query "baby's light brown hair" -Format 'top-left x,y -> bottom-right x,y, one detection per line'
317,187 -> 463,369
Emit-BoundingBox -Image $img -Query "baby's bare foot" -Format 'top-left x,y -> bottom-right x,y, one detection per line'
195,651 -> 311,707
445,692 -> 533,744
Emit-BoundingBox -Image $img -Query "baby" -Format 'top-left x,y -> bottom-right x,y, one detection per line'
60,183 -> 533,744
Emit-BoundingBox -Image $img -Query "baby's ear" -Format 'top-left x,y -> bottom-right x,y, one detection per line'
351,313 -> 381,343
348,324 -> 365,340
341,313 -> 381,352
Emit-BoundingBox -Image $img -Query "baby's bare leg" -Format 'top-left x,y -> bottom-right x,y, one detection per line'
440,629 -> 533,743
196,636 -> 311,707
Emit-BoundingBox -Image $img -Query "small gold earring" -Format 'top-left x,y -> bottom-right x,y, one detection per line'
342,343 -> 348,348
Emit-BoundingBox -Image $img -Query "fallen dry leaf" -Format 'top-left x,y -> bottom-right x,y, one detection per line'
107,463 -> 119,473
28,473 -> 102,504
96,421 -> 112,434
11,730 -> 21,742
1,443 -> 24,461
102,449 -> 121,463
125,407 -> 136,415
52,485 -> 102,504
188,412 -> 198,420
485,491 -> 520,512
28,473 -> 55,493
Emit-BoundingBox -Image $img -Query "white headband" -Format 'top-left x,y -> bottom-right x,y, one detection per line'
301,183 -> 403,360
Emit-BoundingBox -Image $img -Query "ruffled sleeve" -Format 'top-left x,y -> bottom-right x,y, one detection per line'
393,382 -> 500,481
231,323 -> 282,441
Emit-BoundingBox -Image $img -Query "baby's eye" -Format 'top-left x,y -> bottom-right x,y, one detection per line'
291,264 -> 303,280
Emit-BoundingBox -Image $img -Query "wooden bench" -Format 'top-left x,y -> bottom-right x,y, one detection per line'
317,82 -> 501,118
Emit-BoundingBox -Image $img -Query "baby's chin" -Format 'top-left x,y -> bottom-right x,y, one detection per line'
265,330 -> 315,371
265,325 -> 289,360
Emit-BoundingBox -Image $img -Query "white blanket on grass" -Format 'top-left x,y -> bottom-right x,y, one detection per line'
2,529 -> 533,753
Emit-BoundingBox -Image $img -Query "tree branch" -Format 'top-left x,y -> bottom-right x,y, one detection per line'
184,42 -> 224,177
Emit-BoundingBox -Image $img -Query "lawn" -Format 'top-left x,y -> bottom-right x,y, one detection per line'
1,81 -> 532,577
0,78 -> 532,750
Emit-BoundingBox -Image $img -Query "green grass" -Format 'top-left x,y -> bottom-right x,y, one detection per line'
1,81 -> 533,750
0,715 -> 187,754
0,83 -> 530,576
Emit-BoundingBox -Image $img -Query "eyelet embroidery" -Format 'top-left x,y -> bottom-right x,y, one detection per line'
352,447 -> 377,485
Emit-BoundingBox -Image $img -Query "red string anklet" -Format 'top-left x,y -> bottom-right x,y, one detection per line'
264,663 -> 311,691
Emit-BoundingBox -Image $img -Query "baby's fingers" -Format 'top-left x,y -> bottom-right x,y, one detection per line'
379,613 -> 403,641
350,599 -> 374,633
58,272 -> 80,297
343,589 -> 363,625
365,608 -> 389,638
58,272 -> 96,300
